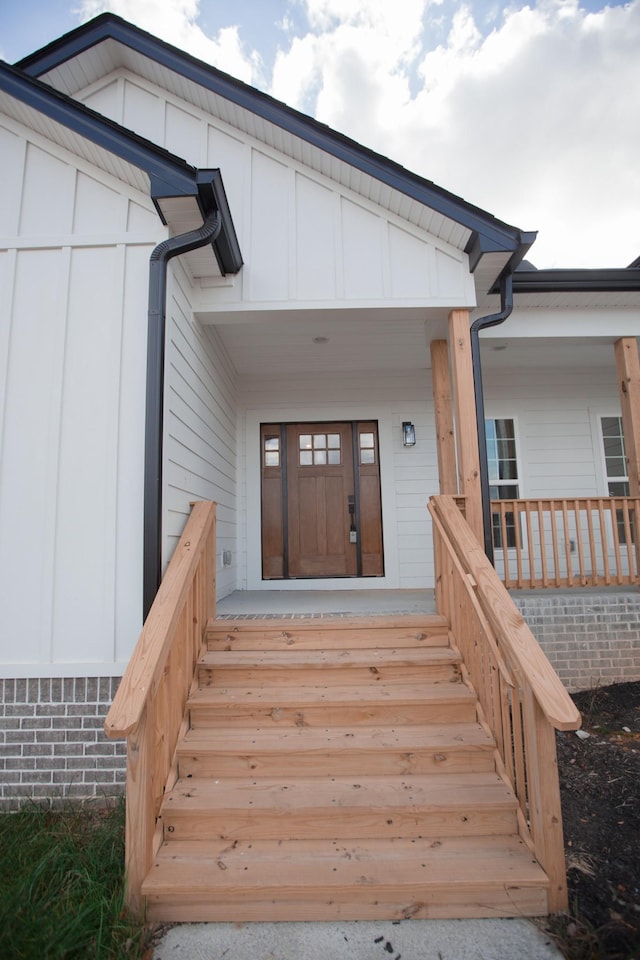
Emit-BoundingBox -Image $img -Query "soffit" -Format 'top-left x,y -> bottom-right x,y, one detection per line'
0,87 -> 151,195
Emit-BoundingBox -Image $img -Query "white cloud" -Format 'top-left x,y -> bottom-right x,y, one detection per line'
78,0 -> 261,83
271,0 -> 640,266
76,0 -> 640,266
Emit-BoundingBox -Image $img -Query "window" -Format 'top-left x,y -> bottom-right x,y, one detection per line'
486,418 -> 520,549
600,416 -> 634,544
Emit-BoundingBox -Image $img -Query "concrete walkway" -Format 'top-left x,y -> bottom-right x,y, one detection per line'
153,918 -> 563,959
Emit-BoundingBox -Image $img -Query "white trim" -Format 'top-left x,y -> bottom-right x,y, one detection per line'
245,405 -> 400,590
590,408 -> 626,496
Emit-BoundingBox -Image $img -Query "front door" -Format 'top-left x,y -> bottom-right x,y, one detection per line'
261,421 -> 384,579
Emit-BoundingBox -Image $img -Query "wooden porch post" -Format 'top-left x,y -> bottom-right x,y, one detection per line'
431,339 -> 457,495
448,310 -> 483,543
615,337 -> 640,497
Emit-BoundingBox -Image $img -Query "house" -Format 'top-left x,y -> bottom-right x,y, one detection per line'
1,13 -> 638,919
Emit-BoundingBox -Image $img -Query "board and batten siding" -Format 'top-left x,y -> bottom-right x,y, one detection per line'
79,72 -> 476,312
163,264 -> 238,599
237,370 -> 438,591
0,115 -> 162,677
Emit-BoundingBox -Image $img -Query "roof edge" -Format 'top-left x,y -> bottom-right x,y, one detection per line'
17,12 -> 527,259
512,267 -> 640,294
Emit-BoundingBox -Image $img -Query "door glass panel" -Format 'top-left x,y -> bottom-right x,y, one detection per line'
359,432 -> 376,465
299,431 -> 342,465
263,435 -> 280,467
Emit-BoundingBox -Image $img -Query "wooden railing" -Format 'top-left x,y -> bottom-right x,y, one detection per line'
491,496 -> 640,589
429,495 -> 581,912
104,501 -> 216,915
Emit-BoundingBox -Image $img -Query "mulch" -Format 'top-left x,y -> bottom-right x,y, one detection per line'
548,680 -> 640,960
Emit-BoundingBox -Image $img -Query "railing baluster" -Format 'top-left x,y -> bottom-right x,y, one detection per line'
524,501 -> 535,588
561,500 -> 573,586
574,500 -> 587,585
488,496 -> 639,590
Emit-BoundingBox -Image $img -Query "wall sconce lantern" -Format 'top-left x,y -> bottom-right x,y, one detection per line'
402,421 -> 416,447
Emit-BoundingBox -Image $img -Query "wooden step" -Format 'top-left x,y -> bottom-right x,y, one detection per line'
207,615 -> 449,651
177,722 -> 496,777
197,646 -> 461,686
143,835 -> 549,922
187,680 -> 477,728
160,772 -> 518,841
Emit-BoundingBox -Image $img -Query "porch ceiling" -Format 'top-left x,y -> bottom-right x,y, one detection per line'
210,312 -> 633,378
210,310 -> 449,376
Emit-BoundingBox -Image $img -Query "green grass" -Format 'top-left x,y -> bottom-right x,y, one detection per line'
0,800 -> 146,960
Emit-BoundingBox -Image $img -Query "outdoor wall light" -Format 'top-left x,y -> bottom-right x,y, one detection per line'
402,421 -> 416,447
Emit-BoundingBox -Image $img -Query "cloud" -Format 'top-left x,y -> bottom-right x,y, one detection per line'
76,0 -> 640,267
271,0 -> 640,267
78,0 -> 262,83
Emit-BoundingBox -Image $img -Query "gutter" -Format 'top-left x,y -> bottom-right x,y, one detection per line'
470,272 -> 514,563
143,207 -> 222,618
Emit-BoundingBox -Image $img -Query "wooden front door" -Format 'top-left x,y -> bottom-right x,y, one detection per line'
261,421 -> 384,579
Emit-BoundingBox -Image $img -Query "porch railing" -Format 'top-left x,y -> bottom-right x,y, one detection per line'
104,500 -> 216,915
429,495 -> 581,912
491,496 -> 640,589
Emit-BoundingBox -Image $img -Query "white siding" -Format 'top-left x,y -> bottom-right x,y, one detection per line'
163,265 -> 238,599
0,117 -> 160,677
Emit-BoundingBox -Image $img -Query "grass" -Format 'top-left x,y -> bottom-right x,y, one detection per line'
0,799 -> 146,960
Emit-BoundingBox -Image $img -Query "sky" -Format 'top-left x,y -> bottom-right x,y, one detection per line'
1,0 -> 639,269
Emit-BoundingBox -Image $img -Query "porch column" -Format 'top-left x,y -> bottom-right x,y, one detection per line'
614,337 -> 640,496
430,339 -> 457,495
448,309 -> 483,543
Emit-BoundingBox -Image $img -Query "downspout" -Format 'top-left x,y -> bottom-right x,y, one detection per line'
143,208 -> 222,618
470,270 -> 514,563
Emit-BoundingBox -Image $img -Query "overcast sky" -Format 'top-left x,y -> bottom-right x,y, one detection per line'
2,0 -> 639,269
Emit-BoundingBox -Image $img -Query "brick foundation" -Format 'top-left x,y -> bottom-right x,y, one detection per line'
0,677 -> 125,812
513,590 -> 640,692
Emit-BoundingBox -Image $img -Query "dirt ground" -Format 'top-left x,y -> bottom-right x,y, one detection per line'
548,680 -> 640,960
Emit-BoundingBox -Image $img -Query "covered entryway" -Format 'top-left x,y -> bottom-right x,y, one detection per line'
261,421 -> 384,579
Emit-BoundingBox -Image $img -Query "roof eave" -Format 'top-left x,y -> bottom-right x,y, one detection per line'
512,268 -> 640,294
18,13 -> 526,266
0,62 -> 243,276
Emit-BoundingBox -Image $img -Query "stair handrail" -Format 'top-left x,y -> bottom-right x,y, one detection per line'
104,500 -> 216,914
429,494 -> 580,912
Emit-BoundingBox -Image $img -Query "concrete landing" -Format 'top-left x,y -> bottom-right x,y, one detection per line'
153,918 -> 563,960
216,589 -> 437,617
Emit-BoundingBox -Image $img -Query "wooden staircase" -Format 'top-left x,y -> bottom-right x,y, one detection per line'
141,613 -> 550,921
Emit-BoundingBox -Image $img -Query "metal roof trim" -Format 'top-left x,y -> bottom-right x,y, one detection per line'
512,268 -> 640,294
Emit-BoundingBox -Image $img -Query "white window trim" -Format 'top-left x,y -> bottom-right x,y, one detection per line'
590,408 -> 625,497
483,414 -> 526,554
